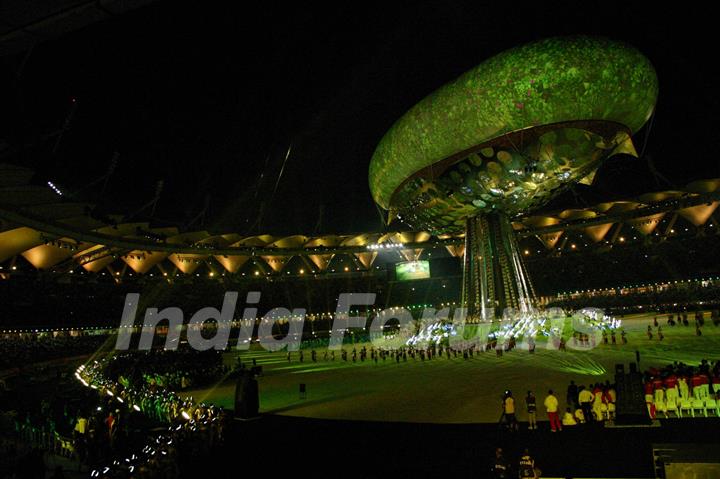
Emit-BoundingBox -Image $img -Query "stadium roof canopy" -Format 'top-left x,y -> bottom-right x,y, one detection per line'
0,163 -> 718,277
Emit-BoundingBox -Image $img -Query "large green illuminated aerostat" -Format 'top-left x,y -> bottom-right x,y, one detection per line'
369,36 -> 658,319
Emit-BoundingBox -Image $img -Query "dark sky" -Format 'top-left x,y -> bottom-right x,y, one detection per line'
1,1 -> 717,235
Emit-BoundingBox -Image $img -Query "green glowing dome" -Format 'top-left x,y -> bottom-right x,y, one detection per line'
369,36 -> 658,232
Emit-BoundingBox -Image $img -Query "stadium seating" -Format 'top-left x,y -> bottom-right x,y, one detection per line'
692,398 -> 706,417
705,397 -> 719,416
665,397 -> 679,417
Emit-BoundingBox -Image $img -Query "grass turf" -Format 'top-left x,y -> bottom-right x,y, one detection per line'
187,312 -> 720,423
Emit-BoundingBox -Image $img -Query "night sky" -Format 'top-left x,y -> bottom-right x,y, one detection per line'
0,1 -> 716,235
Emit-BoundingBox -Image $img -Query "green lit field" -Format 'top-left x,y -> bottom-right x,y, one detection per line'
188,313 -> 720,423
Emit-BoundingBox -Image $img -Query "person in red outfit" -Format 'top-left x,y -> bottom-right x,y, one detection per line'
652,377 -> 663,391
644,382 -> 654,396
105,412 -> 116,442
544,390 -> 562,432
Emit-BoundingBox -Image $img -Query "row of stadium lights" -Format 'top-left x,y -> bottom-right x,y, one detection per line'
558,276 -> 720,296
44,221 -> 711,268
519,223 -> 709,255
0,326 -> 110,334
1,264 -> 384,276
10,253 -> 393,276
366,243 -> 404,250
4,239 -> 712,331
13,230 -> 697,274
1,274 -> 709,335
47,181 -> 63,196
11,243 -> 463,276
17,216 -> 713,270
211,223 -> 706,257
3,285 -> 708,334
6,225 -> 704,274
28,190 -> 715,256
0,304 -> 451,334
6,256 -> 713,287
